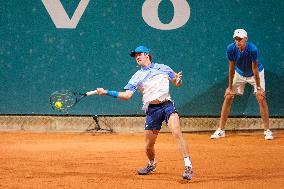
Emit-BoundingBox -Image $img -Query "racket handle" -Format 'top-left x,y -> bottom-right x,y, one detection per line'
86,90 -> 98,96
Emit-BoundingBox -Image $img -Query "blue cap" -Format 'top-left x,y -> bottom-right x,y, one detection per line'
130,46 -> 150,57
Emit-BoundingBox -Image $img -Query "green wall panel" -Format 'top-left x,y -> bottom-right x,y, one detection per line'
1,0 -> 283,116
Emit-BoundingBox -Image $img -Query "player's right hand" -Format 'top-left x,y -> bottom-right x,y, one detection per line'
225,88 -> 236,97
96,88 -> 107,96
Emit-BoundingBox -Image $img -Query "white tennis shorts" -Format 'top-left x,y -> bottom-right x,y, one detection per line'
233,70 -> 265,95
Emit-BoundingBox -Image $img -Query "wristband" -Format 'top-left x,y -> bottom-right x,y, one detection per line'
106,90 -> 119,98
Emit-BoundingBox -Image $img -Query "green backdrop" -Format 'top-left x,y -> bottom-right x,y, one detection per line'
1,0 -> 284,116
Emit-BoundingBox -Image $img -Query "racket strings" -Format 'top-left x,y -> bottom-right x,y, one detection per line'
50,90 -> 77,112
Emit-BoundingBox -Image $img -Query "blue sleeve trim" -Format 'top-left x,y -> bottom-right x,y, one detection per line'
124,83 -> 137,92
156,63 -> 175,79
168,72 -> 175,79
226,43 -> 235,61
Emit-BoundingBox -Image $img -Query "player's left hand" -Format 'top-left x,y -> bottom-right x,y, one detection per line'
175,71 -> 183,85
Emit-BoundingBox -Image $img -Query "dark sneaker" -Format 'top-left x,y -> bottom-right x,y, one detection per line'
182,166 -> 193,180
137,163 -> 156,175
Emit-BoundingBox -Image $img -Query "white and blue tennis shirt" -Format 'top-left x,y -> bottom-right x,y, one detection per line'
124,63 -> 176,110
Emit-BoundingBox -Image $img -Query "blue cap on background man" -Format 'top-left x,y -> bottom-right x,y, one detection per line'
130,46 -> 150,57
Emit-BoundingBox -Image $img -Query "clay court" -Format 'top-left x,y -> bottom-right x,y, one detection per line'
0,131 -> 283,189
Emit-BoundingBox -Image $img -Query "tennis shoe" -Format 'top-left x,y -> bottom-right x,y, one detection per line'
137,163 -> 156,175
210,129 -> 225,139
264,129 -> 274,140
182,166 -> 193,180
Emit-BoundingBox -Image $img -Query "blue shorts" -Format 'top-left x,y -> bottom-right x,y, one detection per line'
144,100 -> 178,130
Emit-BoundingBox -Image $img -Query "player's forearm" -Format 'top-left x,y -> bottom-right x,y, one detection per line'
228,72 -> 234,89
254,73 -> 261,88
86,89 -> 133,100
252,62 -> 261,88
228,61 -> 235,89
104,90 -> 133,100
117,91 -> 133,100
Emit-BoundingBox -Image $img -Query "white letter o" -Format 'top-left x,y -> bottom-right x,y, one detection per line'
142,0 -> 190,30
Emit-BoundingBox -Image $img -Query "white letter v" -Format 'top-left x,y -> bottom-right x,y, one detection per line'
42,0 -> 90,29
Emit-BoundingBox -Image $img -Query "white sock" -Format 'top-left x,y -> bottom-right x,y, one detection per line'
184,157 -> 192,167
149,160 -> 155,165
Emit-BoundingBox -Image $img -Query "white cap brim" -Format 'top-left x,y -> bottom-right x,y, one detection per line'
233,29 -> 247,38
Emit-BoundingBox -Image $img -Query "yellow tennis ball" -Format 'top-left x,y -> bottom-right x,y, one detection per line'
55,101 -> 63,109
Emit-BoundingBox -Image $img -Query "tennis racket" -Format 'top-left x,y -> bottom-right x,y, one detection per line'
49,90 -> 97,112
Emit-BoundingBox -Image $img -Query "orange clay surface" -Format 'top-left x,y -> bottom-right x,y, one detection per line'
0,131 -> 284,189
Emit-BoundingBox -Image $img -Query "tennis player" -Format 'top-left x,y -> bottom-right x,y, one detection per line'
210,29 -> 273,140
86,46 -> 193,180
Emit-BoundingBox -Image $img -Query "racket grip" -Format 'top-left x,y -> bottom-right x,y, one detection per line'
86,90 -> 98,96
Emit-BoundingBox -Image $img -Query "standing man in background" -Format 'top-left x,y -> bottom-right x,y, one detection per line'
86,46 -> 193,180
210,29 -> 273,140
